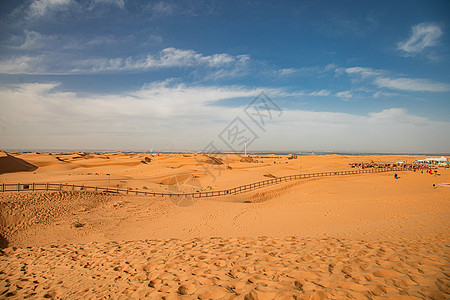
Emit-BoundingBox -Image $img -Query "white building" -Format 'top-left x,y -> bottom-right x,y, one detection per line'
416,156 -> 448,166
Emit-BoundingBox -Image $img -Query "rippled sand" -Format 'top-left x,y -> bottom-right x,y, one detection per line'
1,236 -> 448,299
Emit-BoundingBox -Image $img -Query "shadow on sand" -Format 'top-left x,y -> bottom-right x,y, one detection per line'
0,233 -> 8,249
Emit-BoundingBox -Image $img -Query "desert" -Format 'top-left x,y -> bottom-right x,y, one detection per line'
0,151 -> 449,299
2,1 -> 450,299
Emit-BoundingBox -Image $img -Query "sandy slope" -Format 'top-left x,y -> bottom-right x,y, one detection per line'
0,153 -> 449,299
0,151 -> 38,175
1,236 -> 448,299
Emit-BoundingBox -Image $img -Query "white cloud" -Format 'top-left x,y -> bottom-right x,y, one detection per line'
398,23 -> 443,56
16,30 -> 43,49
373,91 -> 399,98
79,48 -> 250,73
12,30 -> 58,50
367,108 -> 427,124
206,64 -> 249,80
5,30 -> 139,53
335,90 -> 352,100
0,48 -> 250,75
278,64 -> 338,77
288,89 -> 332,97
154,48 -> 235,67
324,63 -> 338,72
267,107 -> 450,152
0,82 -> 268,149
278,68 -> 297,76
151,1 -> 175,15
375,77 -> 450,92
16,82 -> 61,94
2,82 -> 449,152
309,89 -> 331,96
0,81 -> 267,123
345,67 -> 381,78
0,55 -> 47,74
28,0 -> 73,18
89,0 -> 125,9
344,65 -> 450,94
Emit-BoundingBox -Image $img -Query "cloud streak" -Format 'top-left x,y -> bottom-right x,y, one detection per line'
345,66 -> 450,93
398,23 -> 443,56
78,48 -> 250,73
374,77 -> 450,92
335,90 -> 352,100
0,47 -> 250,75
88,0 -> 125,10
345,67 -> 382,78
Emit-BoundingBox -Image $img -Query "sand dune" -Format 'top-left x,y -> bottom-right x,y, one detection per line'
0,153 -> 449,298
0,151 -> 38,175
0,152 -> 431,190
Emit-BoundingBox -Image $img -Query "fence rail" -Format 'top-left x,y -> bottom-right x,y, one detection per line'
0,167 -> 407,198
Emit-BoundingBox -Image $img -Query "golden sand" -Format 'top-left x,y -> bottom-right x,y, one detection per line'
0,152 -> 449,299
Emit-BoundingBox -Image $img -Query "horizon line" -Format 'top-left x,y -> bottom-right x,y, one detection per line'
2,149 -> 449,157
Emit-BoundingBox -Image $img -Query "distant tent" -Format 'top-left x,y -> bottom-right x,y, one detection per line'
416,156 -> 448,165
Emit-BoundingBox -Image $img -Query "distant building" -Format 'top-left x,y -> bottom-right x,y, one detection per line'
416,156 -> 448,166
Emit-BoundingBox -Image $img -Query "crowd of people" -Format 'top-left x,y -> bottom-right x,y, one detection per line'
349,161 -> 437,171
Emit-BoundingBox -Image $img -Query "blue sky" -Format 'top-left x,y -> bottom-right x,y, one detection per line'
0,0 -> 449,153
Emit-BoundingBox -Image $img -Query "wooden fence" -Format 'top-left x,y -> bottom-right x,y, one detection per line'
0,167 -> 407,198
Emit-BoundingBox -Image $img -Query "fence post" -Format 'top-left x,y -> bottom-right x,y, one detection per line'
46,183 -> 49,191
1,183 -> 4,192
18,183 -> 20,192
